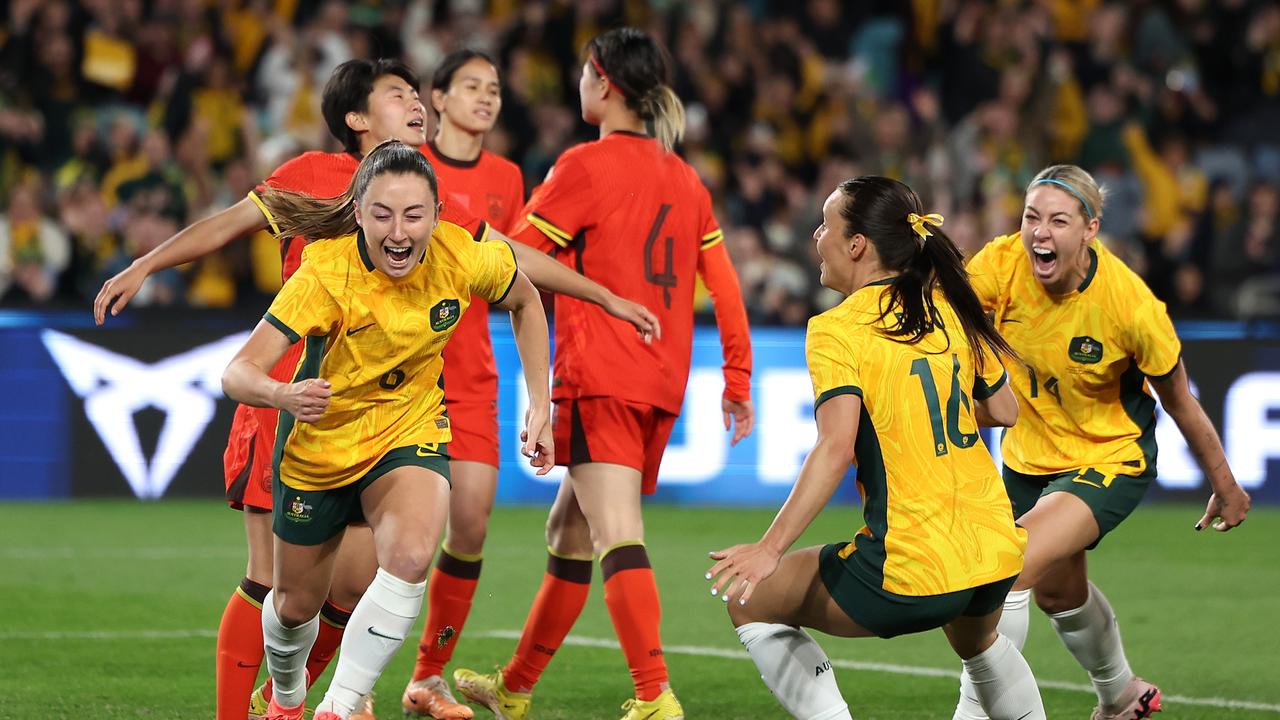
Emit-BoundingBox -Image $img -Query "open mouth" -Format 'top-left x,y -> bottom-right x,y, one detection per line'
407,118 -> 424,131
384,244 -> 413,269
1032,246 -> 1057,277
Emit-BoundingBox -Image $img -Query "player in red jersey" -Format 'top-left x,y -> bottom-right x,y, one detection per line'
400,49 -> 525,719
454,28 -> 753,720
93,58 -> 658,720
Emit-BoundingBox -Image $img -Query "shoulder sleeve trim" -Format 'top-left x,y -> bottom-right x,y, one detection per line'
264,312 -> 301,344
247,191 -> 281,236
815,385 -> 862,411
973,370 -> 1008,400
527,212 -> 572,248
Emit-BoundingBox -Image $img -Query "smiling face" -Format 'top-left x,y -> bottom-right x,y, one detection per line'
813,189 -> 855,294
354,172 -> 439,278
356,74 -> 427,148
433,57 -> 501,135
1020,184 -> 1099,293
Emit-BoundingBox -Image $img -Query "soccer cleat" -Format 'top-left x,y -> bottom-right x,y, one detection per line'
1091,677 -> 1163,720
248,683 -> 270,719
453,667 -> 531,720
619,688 -> 685,720
264,696 -> 306,720
313,713 -> 341,720
349,693 -> 378,720
402,675 -> 475,718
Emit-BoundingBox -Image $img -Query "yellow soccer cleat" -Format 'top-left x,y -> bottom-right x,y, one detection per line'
619,689 -> 685,720
402,675 -> 475,718
248,683 -> 270,719
453,667 -> 531,720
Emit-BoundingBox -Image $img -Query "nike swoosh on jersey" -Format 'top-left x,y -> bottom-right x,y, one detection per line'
346,323 -> 375,336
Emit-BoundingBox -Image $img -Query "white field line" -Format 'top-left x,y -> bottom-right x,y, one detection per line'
1,547 -> 242,560
0,627 -> 1274,713
473,629 -> 1280,714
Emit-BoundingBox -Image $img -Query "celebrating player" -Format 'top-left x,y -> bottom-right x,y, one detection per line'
221,139 -> 551,720
453,27 -> 753,720
707,176 -> 1045,720
93,58 -> 656,720
952,165 -> 1251,720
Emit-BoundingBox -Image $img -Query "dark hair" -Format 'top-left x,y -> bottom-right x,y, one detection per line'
322,59 -> 421,154
261,140 -> 439,240
837,176 -> 1016,368
585,27 -> 684,151
431,49 -> 498,95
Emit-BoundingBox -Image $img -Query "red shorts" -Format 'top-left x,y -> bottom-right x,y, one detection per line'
223,403 -> 278,511
552,397 -> 677,495
446,399 -> 500,467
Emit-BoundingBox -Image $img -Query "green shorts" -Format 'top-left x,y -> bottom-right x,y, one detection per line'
818,543 -> 1018,639
273,443 -> 451,546
1003,463 -> 1152,549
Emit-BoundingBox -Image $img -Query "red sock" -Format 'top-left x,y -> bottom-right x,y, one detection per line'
413,548 -> 483,681
601,543 -> 667,701
215,578 -> 269,720
304,600 -> 352,685
502,551 -> 592,693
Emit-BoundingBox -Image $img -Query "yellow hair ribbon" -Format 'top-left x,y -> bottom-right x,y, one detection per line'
907,212 -> 944,240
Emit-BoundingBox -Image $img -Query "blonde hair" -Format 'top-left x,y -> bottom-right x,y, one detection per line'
643,84 -> 685,152
1028,165 -> 1106,221
260,140 -> 439,240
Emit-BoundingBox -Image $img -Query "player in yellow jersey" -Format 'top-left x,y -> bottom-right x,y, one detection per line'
707,177 -> 1045,720
952,165 -> 1252,720
221,141 -> 553,720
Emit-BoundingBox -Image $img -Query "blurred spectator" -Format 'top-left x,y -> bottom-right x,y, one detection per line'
0,178 -> 70,303
1,0 -> 1280,322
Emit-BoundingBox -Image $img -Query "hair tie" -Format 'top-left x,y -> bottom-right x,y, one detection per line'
907,212 -> 944,240
588,53 -> 625,99
1031,178 -> 1095,219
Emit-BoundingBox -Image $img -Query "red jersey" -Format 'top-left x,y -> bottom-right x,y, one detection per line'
511,131 -> 752,414
420,141 -> 525,403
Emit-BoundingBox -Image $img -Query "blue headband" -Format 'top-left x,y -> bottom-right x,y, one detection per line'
1032,178 -> 1095,219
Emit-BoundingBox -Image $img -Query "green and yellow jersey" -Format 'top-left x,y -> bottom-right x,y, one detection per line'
807,281 -> 1026,597
265,220 -> 518,491
967,233 -> 1182,478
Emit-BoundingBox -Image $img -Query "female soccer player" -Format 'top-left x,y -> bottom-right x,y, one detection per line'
454,27 -> 753,720
952,165 -> 1251,720
92,58 -> 657,720
707,176 -> 1045,720
401,49 -> 593,719
222,140 -> 552,720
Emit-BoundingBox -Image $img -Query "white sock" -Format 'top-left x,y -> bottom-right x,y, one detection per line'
261,591 -> 320,709
954,589 -> 1031,720
960,633 -> 1045,720
736,622 -> 853,720
317,568 -> 426,717
1049,582 -> 1134,708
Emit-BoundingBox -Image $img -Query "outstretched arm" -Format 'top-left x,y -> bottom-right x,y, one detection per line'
499,232 -> 660,342
706,392 -> 859,604
493,270 -> 553,475
95,197 -> 269,323
1149,360 -> 1250,531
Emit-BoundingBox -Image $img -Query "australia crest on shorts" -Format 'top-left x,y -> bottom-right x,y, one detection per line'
285,496 -> 313,523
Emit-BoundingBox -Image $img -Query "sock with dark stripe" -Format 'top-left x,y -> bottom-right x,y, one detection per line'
413,546 -> 483,681
601,543 -> 668,701
304,600 -> 353,686
502,550 -> 593,693
215,578 -> 269,720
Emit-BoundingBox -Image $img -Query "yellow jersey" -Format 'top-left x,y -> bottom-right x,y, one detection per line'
265,221 -> 518,491
967,233 -> 1182,477
807,281 -> 1026,597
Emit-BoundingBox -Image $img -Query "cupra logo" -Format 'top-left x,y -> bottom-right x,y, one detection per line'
40,329 -> 249,499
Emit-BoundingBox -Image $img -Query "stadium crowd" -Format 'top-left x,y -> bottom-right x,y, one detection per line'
1,0 -> 1279,321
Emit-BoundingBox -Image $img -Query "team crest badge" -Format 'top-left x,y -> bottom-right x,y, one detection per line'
1068,336 -> 1104,364
285,496 -> 313,523
430,299 -> 461,331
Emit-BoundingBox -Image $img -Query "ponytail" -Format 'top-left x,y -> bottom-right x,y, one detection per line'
643,85 -> 685,152
838,176 -> 1016,370
258,140 -> 438,241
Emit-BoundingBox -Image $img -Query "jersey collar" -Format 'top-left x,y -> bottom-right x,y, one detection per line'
356,229 -> 375,272
428,140 -> 481,168
1076,246 -> 1099,292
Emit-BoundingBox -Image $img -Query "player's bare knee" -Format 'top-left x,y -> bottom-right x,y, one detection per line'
327,576 -> 369,610
1034,586 -> 1084,615
726,595 -> 760,626
446,517 -> 489,557
381,542 -> 434,583
274,588 -> 324,628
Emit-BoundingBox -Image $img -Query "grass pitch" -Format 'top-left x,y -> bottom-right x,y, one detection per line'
1,500 -> 1276,719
